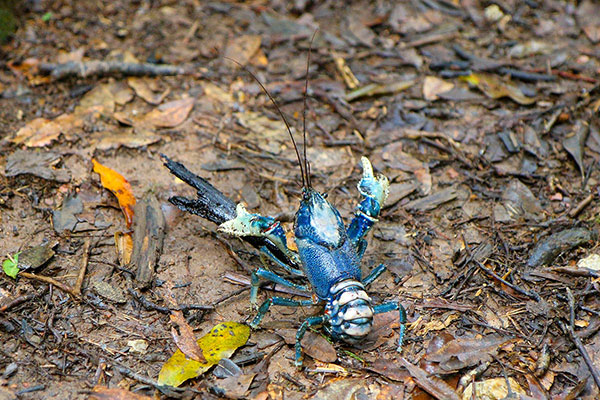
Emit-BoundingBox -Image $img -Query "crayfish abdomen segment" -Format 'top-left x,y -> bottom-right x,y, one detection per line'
326,280 -> 374,344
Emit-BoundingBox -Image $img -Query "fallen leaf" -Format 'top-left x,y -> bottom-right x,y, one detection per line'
2,253 -> 20,279
277,329 -> 337,363
5,150 -> 71,182
310,378 -> 379,400
563,120 -> 589,179
212,373 -> 256,399
423,76 -> 454,101
576,0 -> 600,43
224,35 -> 262,67
171,310 -> 205,362
92,159 -> 136,228
6,58 -> 50,85
75,83 -> 117,114
52,193 -> 83,232
425,334 -> 511,372
92,280 -> 127,303
404,186 -> 460,212
461,73 -> 535,105
461,377 -> 526,400
89,386 -> 152,400
11,118 -> 60,146
127,77 -> 170,105
91,130 -> 161,151
57,47 -> 84,63
162,283 -> 206,364
369,357 -> 409,381
577,253 -> 600,272
346,79 -> 415,101
15,242 -> 55,271
114,232 -> 133,266
127,339 -> 149,354
508,40 -> 553,58
399,358 -> 460,400
143,97 -> 195,128
158,322 -> 250,387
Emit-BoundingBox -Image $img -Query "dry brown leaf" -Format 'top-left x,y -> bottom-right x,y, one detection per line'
400,358 -> 460,400
11,118 -> 60,146
90,386 -> 152,400
76,83 -> 117,114
56,47 -> 85,63
161,283 -> 206,363
114,232 -> 133,266
144,97 -> 195,128
91,130 -> 161,151
224,35 -> 262,67
423,76 -> 454,101
461,377 -> 526,400
170,310 -> 206,363
128,77 -> 170,105
277,329 -> 337,363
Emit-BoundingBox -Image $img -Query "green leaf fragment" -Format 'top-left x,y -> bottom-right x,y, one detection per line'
158,322 -> 250,387
3,253 -> 20,279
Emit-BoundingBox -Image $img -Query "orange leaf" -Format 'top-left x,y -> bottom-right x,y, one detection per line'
92,159 -> 136,228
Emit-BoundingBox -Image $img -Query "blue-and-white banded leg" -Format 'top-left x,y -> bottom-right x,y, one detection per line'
373,301 -> 407,352
295,315 -> 327,367
249,296 -> 317,330
346,157 -> 389,261
362,263 -> 387,287
250,267 -> 310,307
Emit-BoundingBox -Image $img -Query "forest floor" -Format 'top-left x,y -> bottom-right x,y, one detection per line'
0,0 -> 599,399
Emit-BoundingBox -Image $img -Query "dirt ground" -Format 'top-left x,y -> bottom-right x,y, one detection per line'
0,0 -> 599,399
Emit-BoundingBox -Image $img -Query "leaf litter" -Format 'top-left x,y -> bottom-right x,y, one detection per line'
2,0 -> 600,398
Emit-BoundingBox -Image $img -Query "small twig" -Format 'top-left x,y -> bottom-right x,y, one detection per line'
74,238 -> 91,296
560,295 -> 600,392
211,286 -> 250,307
15,385 -> 45,395
37,61 -> 204,80
568,193 -> 594,218
129,289 -> 213,314
113,364 -> 192,397
475,261 -> 540,301
0,290 -> 44,313
280,372 -> 306,391
214,235 -> 253,274
20,272 -> 79,298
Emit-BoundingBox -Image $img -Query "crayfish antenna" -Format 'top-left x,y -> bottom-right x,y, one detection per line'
302,30 -> 319,190
223,56 -> 307,189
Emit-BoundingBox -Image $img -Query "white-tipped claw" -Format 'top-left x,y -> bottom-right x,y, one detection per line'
218,203 -> 261,236
358,157 -> 389,206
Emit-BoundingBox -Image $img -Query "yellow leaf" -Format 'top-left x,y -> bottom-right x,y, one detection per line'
460,73 -> 535,105
158,322 -> 250,387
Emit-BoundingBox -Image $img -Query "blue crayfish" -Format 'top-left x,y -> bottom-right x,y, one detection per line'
163,52 -> 406,367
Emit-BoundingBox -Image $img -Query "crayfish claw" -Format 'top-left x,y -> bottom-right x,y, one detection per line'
358,157 -> 389,206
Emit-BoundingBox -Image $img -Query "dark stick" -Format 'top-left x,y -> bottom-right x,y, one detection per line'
38,61 -> 196,80
474,260 -> 541,301
0,290 -> 43,312
129,289 -> 213,314
112,364 -> 191,397
561,293 -> 600,391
